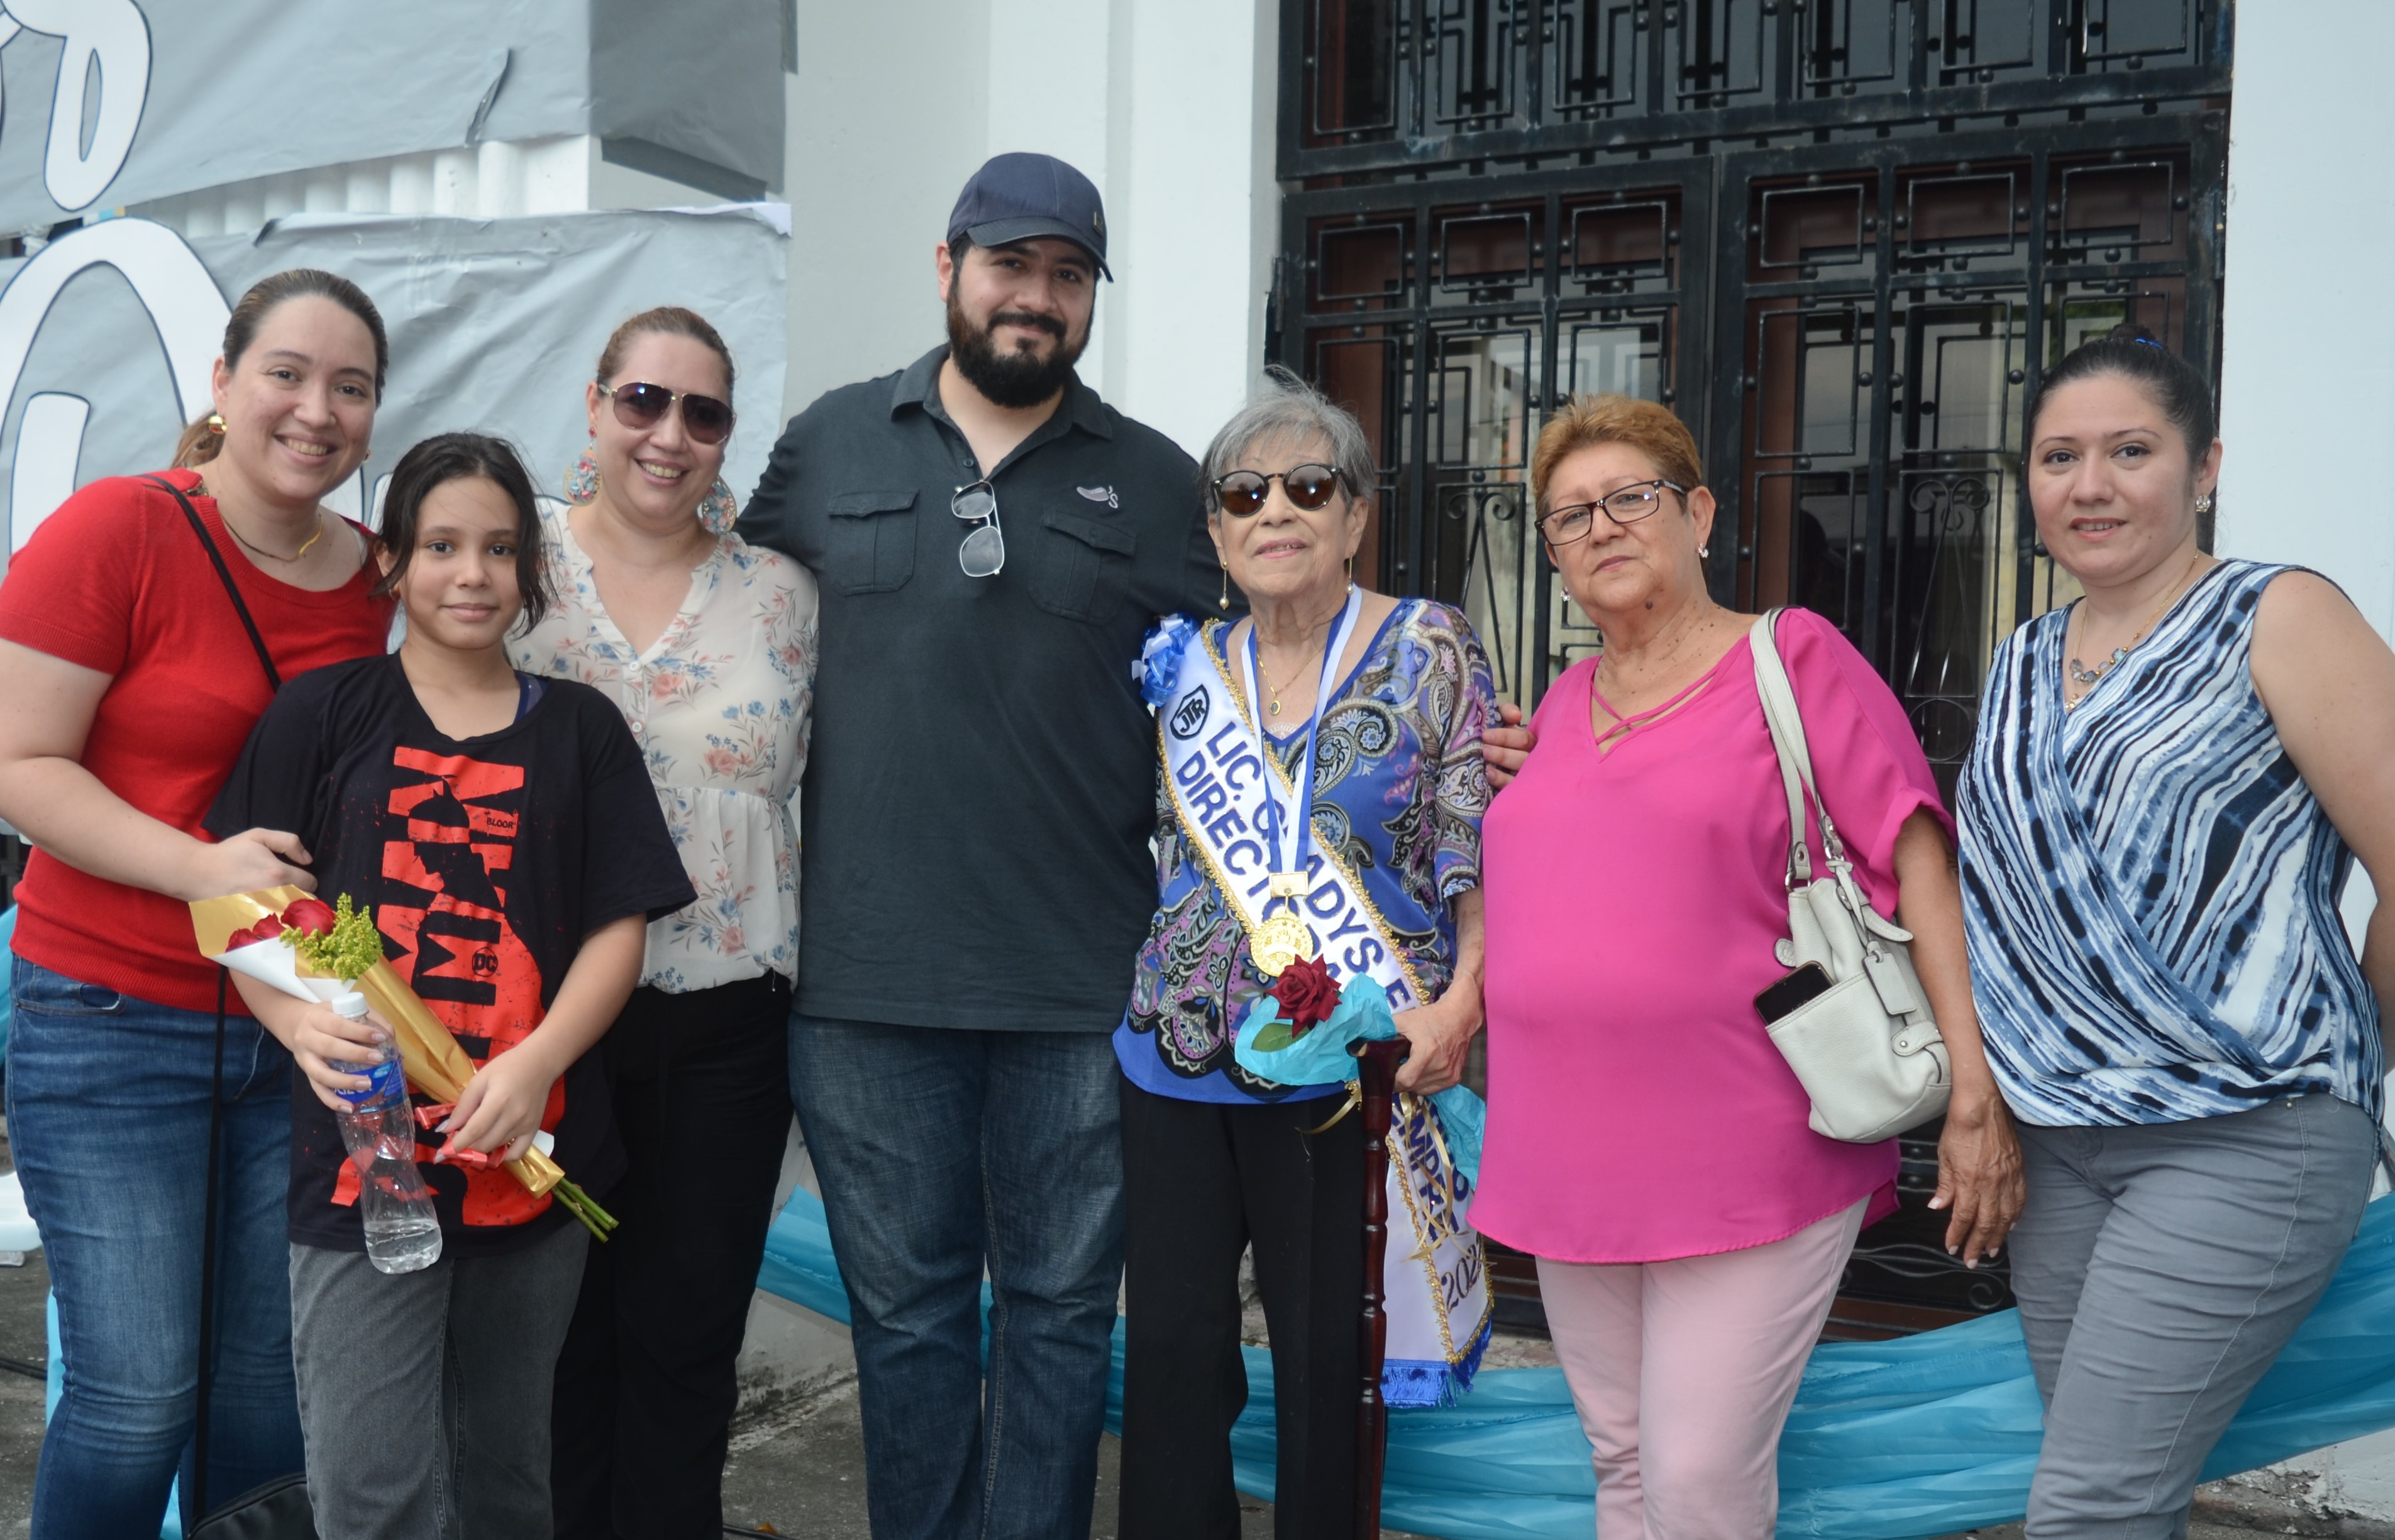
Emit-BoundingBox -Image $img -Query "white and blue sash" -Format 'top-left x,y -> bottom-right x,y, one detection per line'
1156,615 -> 1493,1405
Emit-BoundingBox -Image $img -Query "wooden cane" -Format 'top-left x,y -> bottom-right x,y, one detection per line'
1354,1038 -> 1405,1539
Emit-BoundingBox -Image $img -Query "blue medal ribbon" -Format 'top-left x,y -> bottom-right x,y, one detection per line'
1238,584 -> 1363,920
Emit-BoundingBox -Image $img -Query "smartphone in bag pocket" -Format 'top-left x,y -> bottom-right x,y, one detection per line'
1754,962 -> 1834,1025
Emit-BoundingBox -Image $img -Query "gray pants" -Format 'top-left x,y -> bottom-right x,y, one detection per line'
2013,1094 -> 2377,1539
289,1221 -> 590,1539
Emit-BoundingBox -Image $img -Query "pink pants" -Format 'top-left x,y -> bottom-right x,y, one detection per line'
1536,1199 -> 1867,1539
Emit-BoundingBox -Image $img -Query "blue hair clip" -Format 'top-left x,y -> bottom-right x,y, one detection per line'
2132,336 -> 2165,351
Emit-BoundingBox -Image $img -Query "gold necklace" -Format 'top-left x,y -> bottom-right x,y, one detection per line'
1261,640 -> 1325,717
2065,553 -> 2206,706
199,480 -> 327,564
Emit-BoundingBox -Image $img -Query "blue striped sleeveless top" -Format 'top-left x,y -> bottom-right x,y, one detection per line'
1957,561 -> 2381,1126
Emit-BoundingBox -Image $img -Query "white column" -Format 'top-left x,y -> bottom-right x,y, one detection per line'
302,167 -> 346,215
389,157 -> 434,216
984,0 -> 1114,399
1102,0 -> 1279,455
429,149 -> 478,217
345,162 -> 391,215
2212,0 -> 2395,1522
783,0 -> 995,416
475,141 -> 526,218
259,173 -> 301,224
2214,4 -> 2395,635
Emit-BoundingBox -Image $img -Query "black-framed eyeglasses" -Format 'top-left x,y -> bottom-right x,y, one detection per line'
953,480 -> 1004,577
1535,479 -> 1688,546
1212,463 -> 1349,517
597,381 -> 734,446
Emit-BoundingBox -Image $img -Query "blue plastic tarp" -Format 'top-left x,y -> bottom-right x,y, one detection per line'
759,1185 -> 2395,1539
1,903 -> 16,1063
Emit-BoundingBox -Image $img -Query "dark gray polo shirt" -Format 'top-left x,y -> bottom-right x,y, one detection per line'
742,345 -> 1226,1032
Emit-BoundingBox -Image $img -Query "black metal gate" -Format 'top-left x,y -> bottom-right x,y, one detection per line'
1270,0 -> 2231,1334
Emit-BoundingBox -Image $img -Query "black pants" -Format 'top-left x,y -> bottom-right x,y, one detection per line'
1117,1075 -> 1364,1540
551,972 -> 795,1540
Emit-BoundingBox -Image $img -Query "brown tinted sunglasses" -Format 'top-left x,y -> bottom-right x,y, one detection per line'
1212,463 -> 1349,517
599,381 -> 734,446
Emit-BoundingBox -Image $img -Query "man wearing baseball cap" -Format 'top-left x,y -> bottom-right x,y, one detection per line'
741,152 -> 1224,1537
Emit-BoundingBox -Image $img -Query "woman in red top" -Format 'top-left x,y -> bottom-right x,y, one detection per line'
0,269 -> 394,1536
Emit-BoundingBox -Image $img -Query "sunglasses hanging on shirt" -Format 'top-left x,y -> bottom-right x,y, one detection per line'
599,381 -> 735,446
953,480 -> 1005,577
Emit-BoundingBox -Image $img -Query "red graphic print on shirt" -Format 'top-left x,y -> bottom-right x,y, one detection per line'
344,745 -> 558,1226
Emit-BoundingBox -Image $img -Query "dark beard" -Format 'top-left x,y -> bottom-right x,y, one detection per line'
945,292 -> 1087,409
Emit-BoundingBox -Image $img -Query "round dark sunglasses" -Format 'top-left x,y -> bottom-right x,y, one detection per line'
1212,463 -> 1349,517
598,380 -> 734,446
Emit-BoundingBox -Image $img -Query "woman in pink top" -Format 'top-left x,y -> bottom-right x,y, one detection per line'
1473,395 -> 2022,1538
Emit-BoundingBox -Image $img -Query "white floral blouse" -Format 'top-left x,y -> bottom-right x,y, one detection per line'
513,503 -> 819,993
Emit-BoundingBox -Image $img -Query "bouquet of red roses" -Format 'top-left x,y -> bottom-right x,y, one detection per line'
191,885 -> 617,1241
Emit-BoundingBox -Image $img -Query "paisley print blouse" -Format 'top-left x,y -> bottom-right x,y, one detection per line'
513,503 -> 819,993
1114,598 -> 1498,1103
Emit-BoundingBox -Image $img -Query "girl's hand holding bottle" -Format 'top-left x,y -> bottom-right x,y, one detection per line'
288,999 -> 395,1111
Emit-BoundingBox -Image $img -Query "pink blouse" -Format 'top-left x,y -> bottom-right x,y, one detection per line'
1473,610 -> 1948,1263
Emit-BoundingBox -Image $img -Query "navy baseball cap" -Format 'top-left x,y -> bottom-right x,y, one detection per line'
947,152 -> 1112,280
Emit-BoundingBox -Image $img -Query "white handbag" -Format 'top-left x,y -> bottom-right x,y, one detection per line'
1749,610 -> 1952,1143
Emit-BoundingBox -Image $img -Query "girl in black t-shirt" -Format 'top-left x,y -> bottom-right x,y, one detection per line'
210,433 -> 692,1537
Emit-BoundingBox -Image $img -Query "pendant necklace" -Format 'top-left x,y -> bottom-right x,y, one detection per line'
2065,553 -> 2206,707
1261,642 -> 1325,718
1240,585 -> 1363,977
203,480 -> 328,564
1256,602 -> 1342,717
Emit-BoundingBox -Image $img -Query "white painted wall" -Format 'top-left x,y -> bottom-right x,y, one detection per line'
2214,0 -> 2395,1522
780,0 -> 1280,448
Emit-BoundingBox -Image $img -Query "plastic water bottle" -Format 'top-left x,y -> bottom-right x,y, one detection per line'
327,993 -> 442,1275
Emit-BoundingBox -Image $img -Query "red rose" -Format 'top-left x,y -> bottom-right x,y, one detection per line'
223,925 -> 261,949
1266,954 -> 1342,1038
282,898 -> 337,935
252,914 -> 284,938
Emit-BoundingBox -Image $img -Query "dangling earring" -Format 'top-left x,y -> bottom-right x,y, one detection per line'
563,439 -> 601,504
2195,493 -> 2214,516
1346,554 -> 1355,585
697,476 -> 739,534
1219,561 -> 1230,609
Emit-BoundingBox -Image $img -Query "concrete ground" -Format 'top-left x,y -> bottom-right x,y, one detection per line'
712,1383 -> 2274,1540
0,1115 -> 2315,1539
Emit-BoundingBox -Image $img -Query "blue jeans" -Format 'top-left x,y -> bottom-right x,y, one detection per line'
788,1016 -> 1124,1540
8,956 -> 305,1538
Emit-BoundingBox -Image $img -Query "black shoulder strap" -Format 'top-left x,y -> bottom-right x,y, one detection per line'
144,473 -> 282,693
145,468 -> 279,1527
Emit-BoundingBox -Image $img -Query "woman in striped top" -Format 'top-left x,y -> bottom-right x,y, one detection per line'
1959,326 -> 2395,1537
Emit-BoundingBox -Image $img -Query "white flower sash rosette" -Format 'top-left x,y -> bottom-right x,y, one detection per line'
1136,615 -> 1495,1405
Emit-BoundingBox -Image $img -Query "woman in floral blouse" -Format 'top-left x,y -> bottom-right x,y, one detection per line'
512,307 -> 817,1538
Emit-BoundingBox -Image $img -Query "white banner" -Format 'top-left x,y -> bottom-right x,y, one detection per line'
0,206 -> 789,569
0,1 -> 785,235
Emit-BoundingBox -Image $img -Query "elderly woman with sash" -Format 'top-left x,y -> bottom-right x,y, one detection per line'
1116,371 -> 1498,1537
1960,327 -> 2395,1536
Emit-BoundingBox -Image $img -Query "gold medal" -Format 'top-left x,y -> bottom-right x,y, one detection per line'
1251,909 -> 1315,979
1254,872 -> 1315,976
